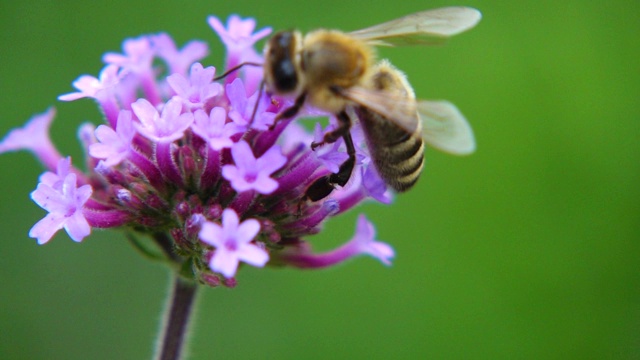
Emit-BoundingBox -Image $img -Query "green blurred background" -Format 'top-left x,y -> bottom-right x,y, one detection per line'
1,0 -> 639,359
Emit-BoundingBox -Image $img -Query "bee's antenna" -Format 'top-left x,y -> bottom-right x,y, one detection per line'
213,62 -> 263,81
249,80 -> 266,128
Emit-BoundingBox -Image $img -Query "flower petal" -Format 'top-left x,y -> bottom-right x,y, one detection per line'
199,221 -> 224,247
64,211 -> 92,242
235,218 -> 260,243
236,244 -> 269,267
29,213 -> 66,245
210,249 -> 239,278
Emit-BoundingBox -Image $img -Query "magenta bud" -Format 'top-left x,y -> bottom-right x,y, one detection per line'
185,214 -> 205,239
145,193 -> 168,211
201,273 -> 221,287
175,201 -> 191,219
223,277 -> 237,288
170,228 -> 188,247
205,204 -> 222,220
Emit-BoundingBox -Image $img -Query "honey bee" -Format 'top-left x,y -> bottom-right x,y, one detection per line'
239,7 -> 481,200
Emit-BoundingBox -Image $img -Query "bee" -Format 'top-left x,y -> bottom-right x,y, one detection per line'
229,7 -> 481,200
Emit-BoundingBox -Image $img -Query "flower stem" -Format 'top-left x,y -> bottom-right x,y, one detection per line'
155,275 -> 199,360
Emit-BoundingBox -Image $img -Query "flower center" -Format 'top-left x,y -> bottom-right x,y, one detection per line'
65,206 -> 77,218
224,239 -> 238,251
244,172 -> 257,183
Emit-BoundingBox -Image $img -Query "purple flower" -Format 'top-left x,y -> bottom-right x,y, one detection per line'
277,215 -> 395,268
77,123 -> 98,155
103,36 -> 154,75
207,15 -> 271,64
222,141 -> 286,194
89,110 -> 136,167
151,33 -> 209,77
361,165 -> 393,204
226,78 -> 250,125
192,107 -> 243,150
198,208 -> 267,278
0,14 -> 434,287
104,36 -> 162,106
278,122 -> 314,153
131,97 -> 194,143
226,78 -> 276,129
167,63 -> 223,111
39,156 -> 72,189
29,168 -> 93,245
58,64 -> 120,102
0,107 -> 62,172
350,214 -> 395,265
312,123 -> 350,173
208,15 -> 271,93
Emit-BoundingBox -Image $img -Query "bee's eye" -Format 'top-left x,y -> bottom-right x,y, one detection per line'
267,31 -> 299,93
273,61 -> 298,92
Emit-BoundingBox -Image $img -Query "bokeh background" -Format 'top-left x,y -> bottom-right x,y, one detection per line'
1,0 -> 638,359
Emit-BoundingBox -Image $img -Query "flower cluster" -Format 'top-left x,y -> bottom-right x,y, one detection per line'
0,15 -> 395,286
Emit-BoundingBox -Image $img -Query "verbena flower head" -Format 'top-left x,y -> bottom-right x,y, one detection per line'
0,15 -> 396,287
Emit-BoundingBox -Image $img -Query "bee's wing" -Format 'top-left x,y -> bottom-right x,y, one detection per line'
418,100 -> 475,155
340,86 -> 420,133
348,7 -> 481,46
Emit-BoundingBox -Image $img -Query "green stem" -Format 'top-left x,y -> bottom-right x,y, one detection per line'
155,275 -> 199,360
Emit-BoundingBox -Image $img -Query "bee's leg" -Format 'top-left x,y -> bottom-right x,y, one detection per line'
269,92 -> 307,130
302,132 -> 356,201
329,131 -> 356,187
302,175 -> 334,202
311,110 -> 352,150
303,111 -> 356,201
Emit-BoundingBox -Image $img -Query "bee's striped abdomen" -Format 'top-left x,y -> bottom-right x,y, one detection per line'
356,60 -> 424,192
358,108 -> 424,192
